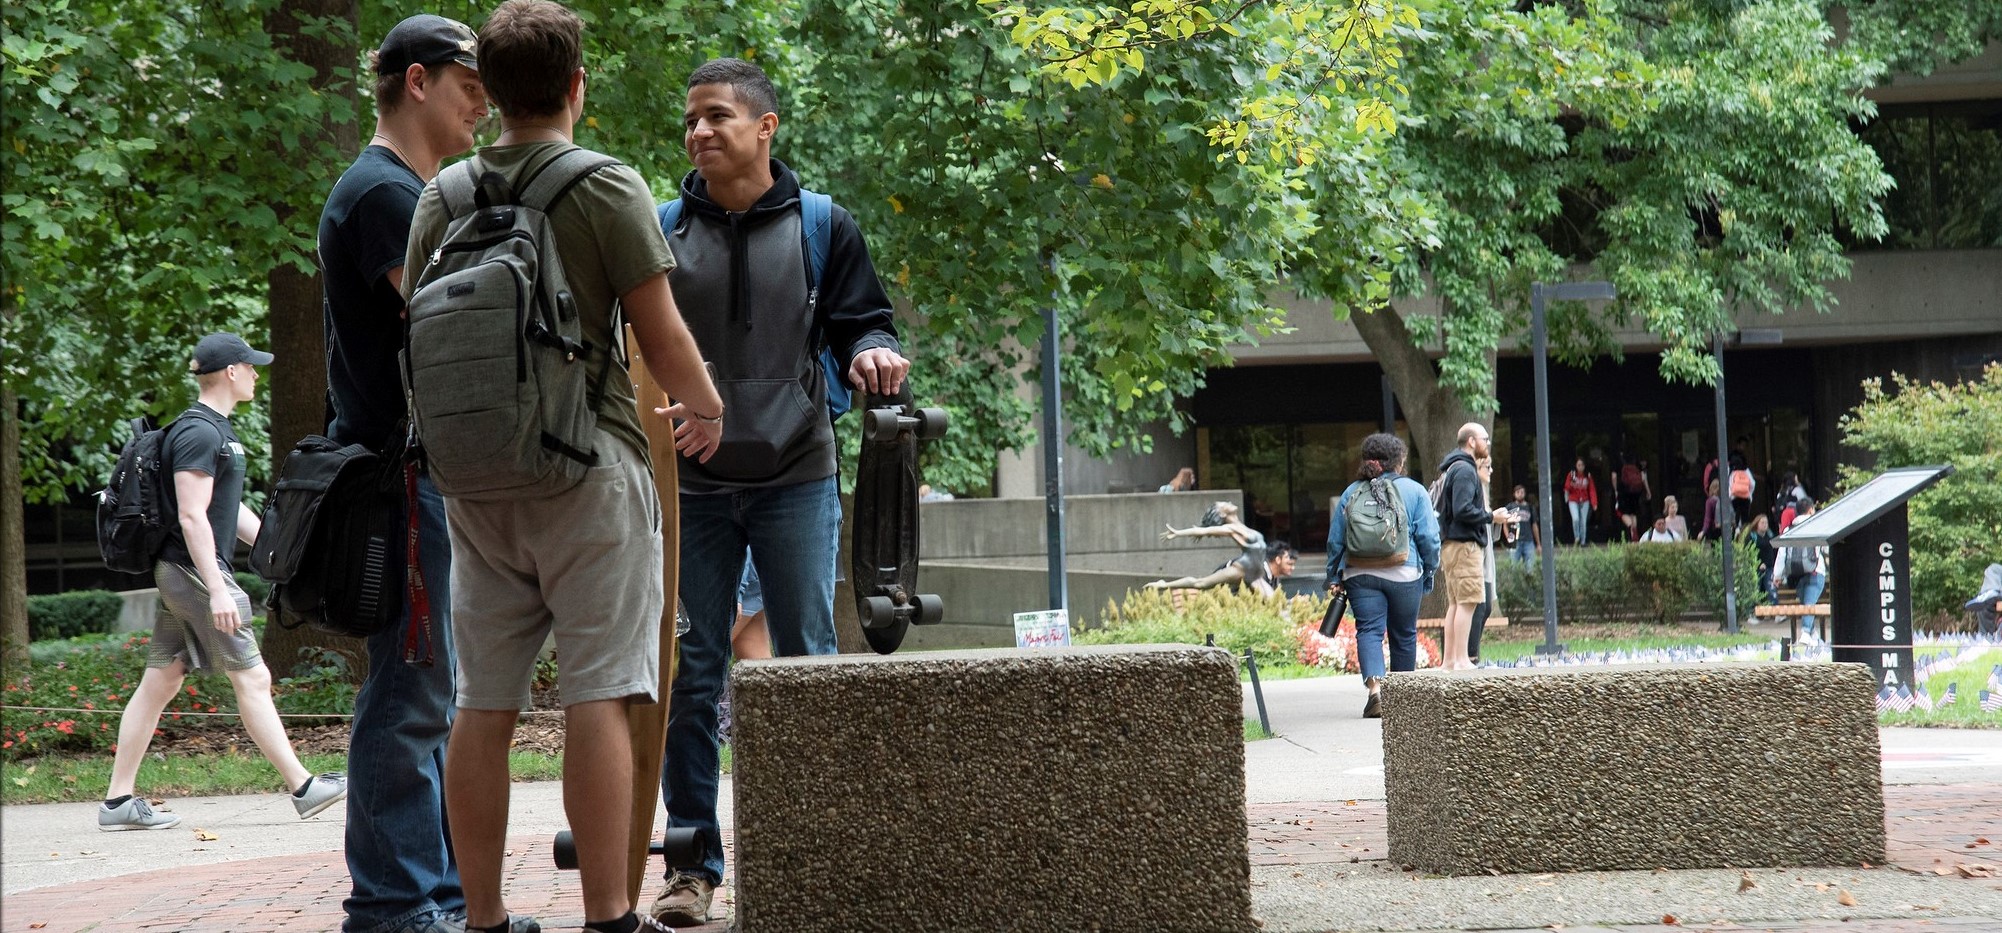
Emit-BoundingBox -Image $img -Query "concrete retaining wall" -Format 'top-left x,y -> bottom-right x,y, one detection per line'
730,644 -> 1257,933
912,490 -> 1253,647
1383,663 -> 1885,875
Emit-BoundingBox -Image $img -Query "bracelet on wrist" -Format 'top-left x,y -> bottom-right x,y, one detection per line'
691,408 -> 724,425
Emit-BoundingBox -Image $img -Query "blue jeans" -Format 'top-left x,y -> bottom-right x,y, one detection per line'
1345,573 -> 1423,680
1512,536 -> 1536,565
662,476 -> 841,884
1795,571 -> 1827,639
344,475 -> 463,932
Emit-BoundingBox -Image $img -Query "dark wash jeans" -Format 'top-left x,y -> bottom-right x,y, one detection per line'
344,475 -> 464,933
662,476 -> 841,883
1346,573 -> 1423,680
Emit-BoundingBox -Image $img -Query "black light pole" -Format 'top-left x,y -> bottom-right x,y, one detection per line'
1712,331 -> 1738,634
1041,306 -> 1069,613
1381,371 -> 1396,433
1531,280 -> 1616,657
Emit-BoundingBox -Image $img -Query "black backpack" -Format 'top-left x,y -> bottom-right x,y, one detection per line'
96,417 -> 180,574
251,435 -> 408,638
96,410 -> 224,574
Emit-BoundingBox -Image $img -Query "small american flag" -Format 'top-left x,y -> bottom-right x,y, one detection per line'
1913,685 -> 1934,712
1875,686 -> 1895,713
1981,690 -> 2002,713
1939,682 -> 1959,707
1892,684 -> 1916,713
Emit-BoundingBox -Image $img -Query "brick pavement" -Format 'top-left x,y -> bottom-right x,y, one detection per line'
6,785 -> 1999,933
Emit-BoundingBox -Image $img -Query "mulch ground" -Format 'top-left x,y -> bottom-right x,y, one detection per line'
148,677 -> 568,759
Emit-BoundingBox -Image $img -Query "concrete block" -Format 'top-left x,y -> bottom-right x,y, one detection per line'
730,644 -> 1257,933
1383,663 -> 1884,875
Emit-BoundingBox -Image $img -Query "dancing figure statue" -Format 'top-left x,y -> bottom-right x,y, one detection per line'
1143,501 -> 1268,592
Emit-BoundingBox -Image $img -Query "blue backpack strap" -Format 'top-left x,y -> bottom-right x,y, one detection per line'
658,198 -> 683,238
799,189 -> 850,420
800,189 -> 831,288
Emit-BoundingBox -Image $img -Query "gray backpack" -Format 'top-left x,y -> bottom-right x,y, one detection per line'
1344,477 -> 1410,568
403,148 -> 619,501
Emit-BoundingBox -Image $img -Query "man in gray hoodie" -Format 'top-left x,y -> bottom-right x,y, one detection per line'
1436,423 -> 1515,670
651,56 -> 909,927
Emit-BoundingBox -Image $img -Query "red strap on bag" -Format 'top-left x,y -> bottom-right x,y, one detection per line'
402,460 -> 436,667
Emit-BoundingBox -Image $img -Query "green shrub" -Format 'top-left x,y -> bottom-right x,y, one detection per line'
271,646 -> 360,716
1082,587 -> 1318,672
233,571 -> 270,614
1838,364 -> 2002,624
26,590 -> 123,641
1497,542 -> 1757,626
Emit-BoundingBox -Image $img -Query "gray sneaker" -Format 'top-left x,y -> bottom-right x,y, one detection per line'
98,796 -> 181,831
648,872 -> 716,927
291,772 -> 348,819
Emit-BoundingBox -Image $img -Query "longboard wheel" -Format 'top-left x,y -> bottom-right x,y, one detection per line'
863,595 -> 898,628
661,827 -> 706,866
914,593 -> 944,625
863,616 -> 909,654
553,830 -> 578,869
915,407 -> 948,440
863,408 -> 902,443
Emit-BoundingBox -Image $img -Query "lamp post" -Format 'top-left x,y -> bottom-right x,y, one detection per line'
1041,306 -> 1069,613
1531,280 -> 1616,657
1712,331 -> 1737,634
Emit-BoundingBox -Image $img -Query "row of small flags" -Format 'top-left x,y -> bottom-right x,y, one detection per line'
1876,683 -> 1968,712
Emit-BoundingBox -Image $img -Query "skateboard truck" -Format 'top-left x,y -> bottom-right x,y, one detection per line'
552,827 -> 705,871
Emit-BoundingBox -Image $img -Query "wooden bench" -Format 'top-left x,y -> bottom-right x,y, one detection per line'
1416,616 -> 1509,629
1752,602 -> 1829,646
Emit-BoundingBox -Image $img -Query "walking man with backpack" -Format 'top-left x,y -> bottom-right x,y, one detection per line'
1327,433 -> 1440,717
318,14 -> 487,933
401,3 -> 725,931
1435,423 -> 1516,671
649,56 -> 909,927
98,334 -> 347,831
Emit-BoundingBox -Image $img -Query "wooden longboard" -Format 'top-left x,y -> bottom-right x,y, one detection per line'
624,324 -> 679,907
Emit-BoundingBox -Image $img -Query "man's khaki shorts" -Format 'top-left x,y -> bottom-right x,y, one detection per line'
445,435 -> 664,710
1440,540 -> 1486,606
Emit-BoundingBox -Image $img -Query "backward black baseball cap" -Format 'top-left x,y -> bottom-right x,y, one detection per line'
190,333 -> 274,375
375,14 -> 479,76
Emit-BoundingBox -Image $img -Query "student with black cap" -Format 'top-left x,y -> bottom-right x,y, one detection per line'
98,333 -> 346,832
318,12 -> 489,933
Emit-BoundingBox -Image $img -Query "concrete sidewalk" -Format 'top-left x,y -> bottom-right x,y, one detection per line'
5,673 -> 2001,932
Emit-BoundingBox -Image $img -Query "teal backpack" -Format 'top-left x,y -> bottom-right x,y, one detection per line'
657,190 -> 852,420
1345,477 -> 1411,568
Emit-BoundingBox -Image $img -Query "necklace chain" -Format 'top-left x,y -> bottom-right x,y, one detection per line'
370,133 -> 414,169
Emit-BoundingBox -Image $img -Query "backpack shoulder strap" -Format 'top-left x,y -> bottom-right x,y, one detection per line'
658,198 -> 684,237
434,158 -> 481,220
517,147 -> 621,215
799,188 -> 832,288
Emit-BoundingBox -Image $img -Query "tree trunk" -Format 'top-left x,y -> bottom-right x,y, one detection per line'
1349,305 -> 1478,480
1,377 -> 28,680
260,0 -> 357,680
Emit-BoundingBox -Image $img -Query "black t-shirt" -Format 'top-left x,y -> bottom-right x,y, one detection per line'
158,404 -> 245,573
320,146 -> 423,451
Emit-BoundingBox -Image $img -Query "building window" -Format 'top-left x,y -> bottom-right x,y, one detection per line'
1852,101 -> 2002,250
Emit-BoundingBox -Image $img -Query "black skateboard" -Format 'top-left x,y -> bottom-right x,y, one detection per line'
852,386 -> 947,653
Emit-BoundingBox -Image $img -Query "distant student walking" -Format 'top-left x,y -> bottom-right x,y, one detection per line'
1563,458 -> 1597,546
99,334 -> 346,832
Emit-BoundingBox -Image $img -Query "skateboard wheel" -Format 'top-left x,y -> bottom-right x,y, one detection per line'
915,593 -> 945,626
915,407 -> 948,439
661,827 -> 706,866
553,830 -> 578,870
864,407 -> 902,443
863,595 -> 898,628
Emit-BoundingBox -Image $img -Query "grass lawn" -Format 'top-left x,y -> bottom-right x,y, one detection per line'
1880,647 -> 2002,728
0,751 -> 565,805
1476,627 -> 1771,665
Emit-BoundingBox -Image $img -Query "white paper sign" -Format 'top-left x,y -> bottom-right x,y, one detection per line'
1013,609 -> 1071,649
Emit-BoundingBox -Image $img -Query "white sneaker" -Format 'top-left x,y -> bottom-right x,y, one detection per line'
98,796 -> 180,831
292,772 -> 347,819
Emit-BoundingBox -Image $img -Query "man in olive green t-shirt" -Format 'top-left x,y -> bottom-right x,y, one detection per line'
400,3 -> 724,931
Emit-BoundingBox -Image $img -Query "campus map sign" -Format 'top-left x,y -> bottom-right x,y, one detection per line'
1778,465 -> 1952,691
1831,509 -> 1914,690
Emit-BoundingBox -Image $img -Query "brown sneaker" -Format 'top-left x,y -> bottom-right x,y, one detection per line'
648,872 -> 715,927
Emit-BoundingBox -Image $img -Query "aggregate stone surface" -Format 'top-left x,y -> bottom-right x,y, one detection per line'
1248,860 -> 2002,932
729,644 -> 1257,933
1382,663 -> 1884,875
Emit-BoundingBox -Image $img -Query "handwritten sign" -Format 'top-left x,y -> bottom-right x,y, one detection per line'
1013,609 -> 1071,649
